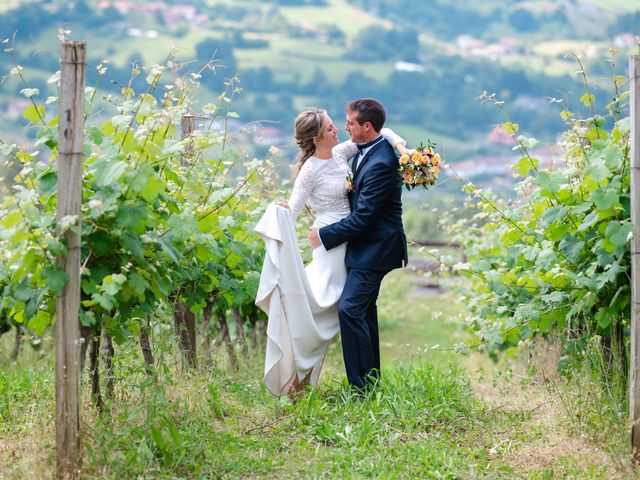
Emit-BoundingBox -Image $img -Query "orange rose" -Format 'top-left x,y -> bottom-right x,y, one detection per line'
400,154 -> 410,164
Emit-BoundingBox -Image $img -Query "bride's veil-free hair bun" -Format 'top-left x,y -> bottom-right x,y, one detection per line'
292,108 -> 326,179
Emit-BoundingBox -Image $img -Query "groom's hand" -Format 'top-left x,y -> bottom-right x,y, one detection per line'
308,227 -> 321,249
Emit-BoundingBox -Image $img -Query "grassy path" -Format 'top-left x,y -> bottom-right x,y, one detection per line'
0,270 -> 637,478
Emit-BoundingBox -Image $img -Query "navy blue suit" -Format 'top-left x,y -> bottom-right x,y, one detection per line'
319,138 -> 407,390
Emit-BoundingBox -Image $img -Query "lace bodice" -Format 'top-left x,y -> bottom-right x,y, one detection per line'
288,154 -> 351,219
287,128 -> 405,220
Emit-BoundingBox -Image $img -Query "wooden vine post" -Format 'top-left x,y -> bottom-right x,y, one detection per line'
56,41 -> 86,479
631,54 -> 640,464
181,114 -> 196,159
173,114 -> 197,369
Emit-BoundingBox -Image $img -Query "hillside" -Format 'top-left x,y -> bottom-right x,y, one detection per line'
0,0 -> 638,191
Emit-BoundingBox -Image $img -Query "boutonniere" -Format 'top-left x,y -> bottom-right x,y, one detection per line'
345,173 -> 354,193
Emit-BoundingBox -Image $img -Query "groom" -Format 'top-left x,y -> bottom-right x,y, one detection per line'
309,98 -> 408,392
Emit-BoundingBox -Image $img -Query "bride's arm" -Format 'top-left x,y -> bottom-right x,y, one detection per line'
380,127 -> 409,155
331,139 -> 358,161
286,162 -> 314,220
331,127 -> 409,160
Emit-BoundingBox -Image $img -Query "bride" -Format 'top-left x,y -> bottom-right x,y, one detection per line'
255,108 -> 407,399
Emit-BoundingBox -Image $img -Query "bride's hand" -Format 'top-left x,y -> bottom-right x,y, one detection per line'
308,227 -> 321,249
397,145 -> 410,156
275,201 -> 290,209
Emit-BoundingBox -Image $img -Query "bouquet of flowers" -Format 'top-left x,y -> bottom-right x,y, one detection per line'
398,140 -> 441,190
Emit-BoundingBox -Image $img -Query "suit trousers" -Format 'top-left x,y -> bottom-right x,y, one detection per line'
338,268 -> 389,391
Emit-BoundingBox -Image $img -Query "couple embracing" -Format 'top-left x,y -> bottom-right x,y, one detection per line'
255,98 -> 409,399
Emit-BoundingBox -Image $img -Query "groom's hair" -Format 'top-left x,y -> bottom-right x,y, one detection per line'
346,98 -> 386,133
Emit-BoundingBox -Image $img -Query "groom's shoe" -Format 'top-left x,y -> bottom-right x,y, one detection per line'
354,371 -> 381,399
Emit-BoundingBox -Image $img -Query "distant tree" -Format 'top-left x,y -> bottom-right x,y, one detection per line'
196,38 -> 237,73
548,7 -> 567,25
195,38 -> 238,92
508,8 -> 539,32
320,24 -> 346,45
225,31 -> 269,49
345,25 -> 419,62
246,92 -> 296,133
173,25 -> 189,38
301,68 -> 332,96
339,71 -> 383,100
214,5 -> 249,21
0,3 -> 52,39
127,51 -> 146,69
102,6 -> 124,22
500,69 -> 531,93
349,0 -> 491,39
72,0 -> 92,17
265,0 -> 327,5
610,11 -> 640,34
242,67 -> 275,91
155,10 -> 166,26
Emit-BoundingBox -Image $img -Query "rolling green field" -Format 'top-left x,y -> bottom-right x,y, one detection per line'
0,0 -> 20,13
0,0 -> 636,154
585,0 -> 640,12
279,0 -> 391,37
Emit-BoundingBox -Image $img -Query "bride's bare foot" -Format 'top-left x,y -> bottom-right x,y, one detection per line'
300,371 -> 312,388
287,375 -> 303,402
288,371 -> 313,402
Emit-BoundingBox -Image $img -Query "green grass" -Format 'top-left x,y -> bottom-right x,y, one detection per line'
0,272 -> 636,478
0,321 -> 513,478
278,0 -> 391,38
78,362 -> 517,479
0,350 -> 56,479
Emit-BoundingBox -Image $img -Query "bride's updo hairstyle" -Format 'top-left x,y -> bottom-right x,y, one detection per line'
292,108 -> 326,179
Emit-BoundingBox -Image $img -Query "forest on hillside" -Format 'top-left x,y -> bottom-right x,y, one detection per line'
0,0 -> 636,153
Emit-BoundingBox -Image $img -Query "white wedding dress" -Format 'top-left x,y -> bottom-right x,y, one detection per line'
255,129 -> 405,396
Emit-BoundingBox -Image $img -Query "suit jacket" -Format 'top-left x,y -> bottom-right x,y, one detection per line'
319,138 -> 408,271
